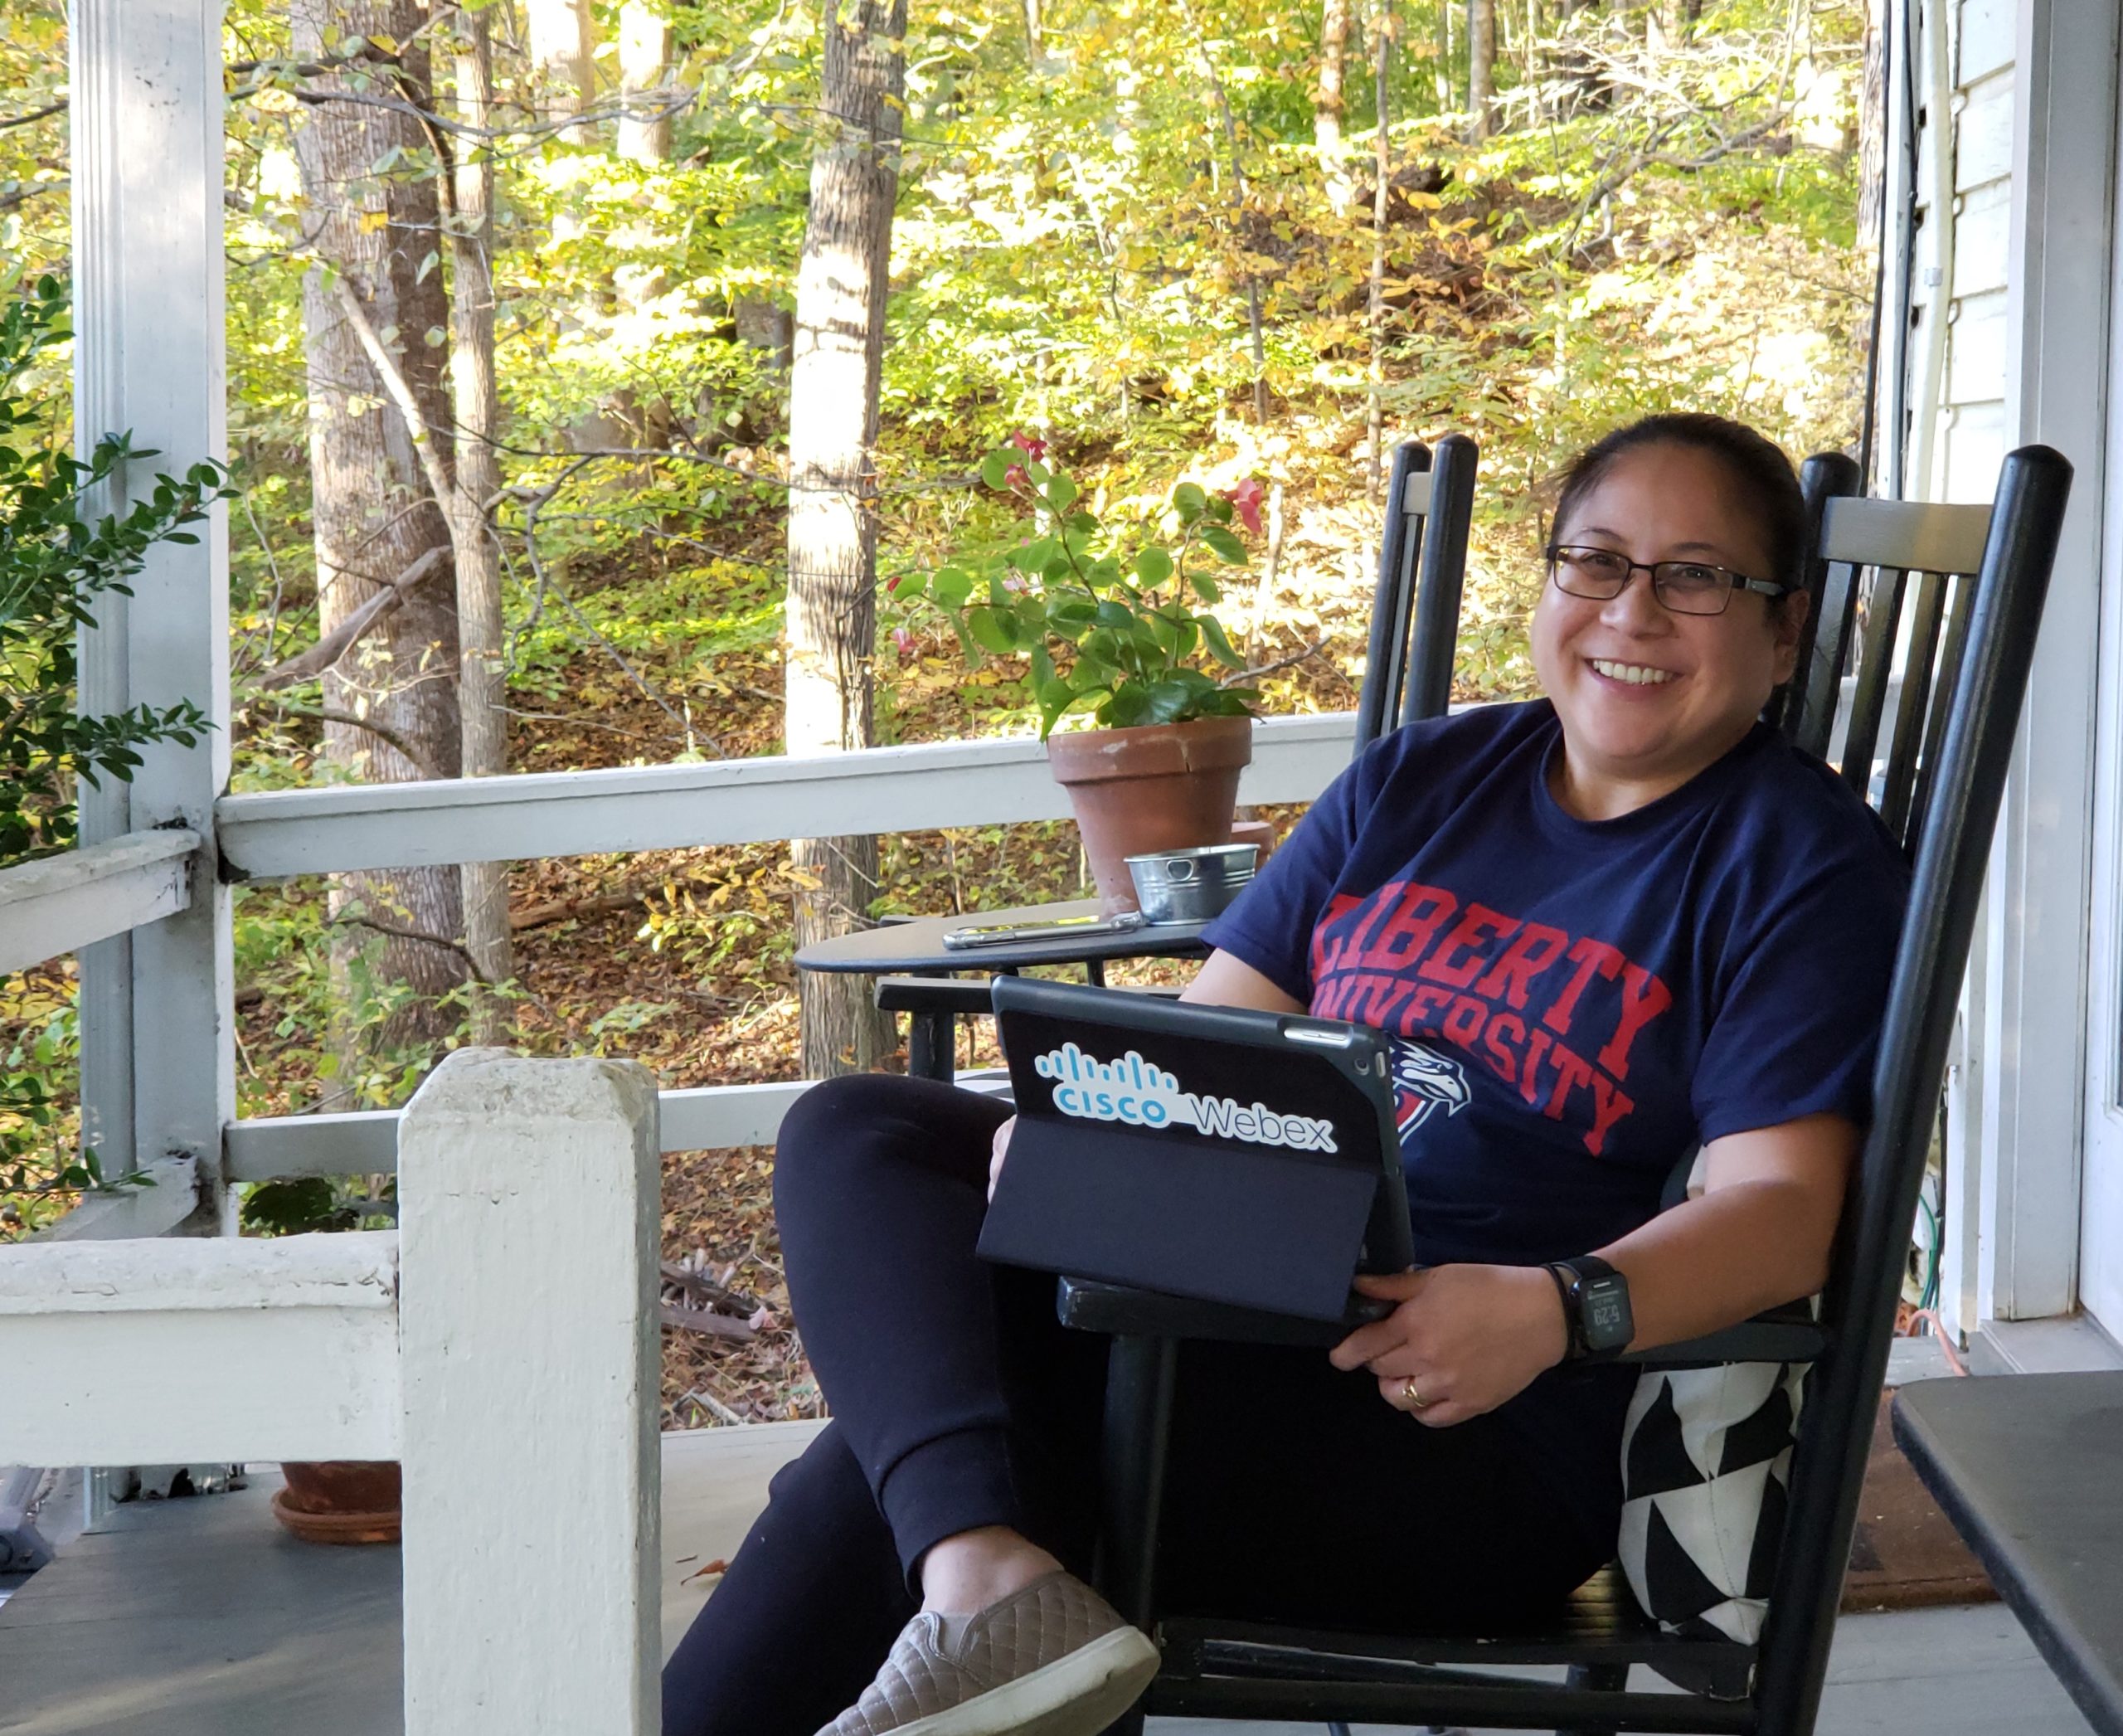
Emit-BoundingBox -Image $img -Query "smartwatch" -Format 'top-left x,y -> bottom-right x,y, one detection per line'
1547,1256 -> 1634,1361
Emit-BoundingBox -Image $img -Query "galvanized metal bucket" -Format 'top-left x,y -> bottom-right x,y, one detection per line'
1124,843 -> 1260,924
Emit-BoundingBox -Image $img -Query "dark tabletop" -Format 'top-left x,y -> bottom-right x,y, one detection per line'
792,897 -> 1215,975
1892,1371 -> 2123,1736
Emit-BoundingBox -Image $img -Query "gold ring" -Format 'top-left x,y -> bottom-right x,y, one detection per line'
1401,1377 -> 1428,1410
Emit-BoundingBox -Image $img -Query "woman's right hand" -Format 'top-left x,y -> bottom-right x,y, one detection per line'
988,1115 -> 1017,1202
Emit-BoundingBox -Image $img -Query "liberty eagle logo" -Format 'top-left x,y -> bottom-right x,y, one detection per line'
1390,1038 -> 1471,1135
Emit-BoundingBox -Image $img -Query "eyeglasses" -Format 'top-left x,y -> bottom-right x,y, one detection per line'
1546,545 -> 1791,617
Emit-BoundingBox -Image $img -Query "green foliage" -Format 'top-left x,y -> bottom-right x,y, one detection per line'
0,279 -> 233,858
0,986 -> 87,1233
230,878 -> 544,1113
239,1145 -> 397,1238
2,0 -> 1873,1183
892,440 -> 1263,736
0,7 -> 68,286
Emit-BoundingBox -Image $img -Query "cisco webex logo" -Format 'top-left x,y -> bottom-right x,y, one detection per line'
1032,1043 -> 1338,1153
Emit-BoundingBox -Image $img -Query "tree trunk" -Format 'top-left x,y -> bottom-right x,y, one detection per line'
1555,0 -> 1611,110
618,1 -> 674,163
1189,18 -> 1269,425
292,0 -> 468,1048
1021,0 -> 1045,67
1856,0 -> 1887,238
1467,0 -> 1497,139
785,0 -> 906,1078
526,0 -> 598,142
1435,0 -> 1455,113
1522,0 -> 1542,117
1316,0 -> 1355,212
447,6 -> 513,1009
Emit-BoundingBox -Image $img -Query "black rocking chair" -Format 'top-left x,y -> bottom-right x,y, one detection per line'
1057,442 -> 2074,1736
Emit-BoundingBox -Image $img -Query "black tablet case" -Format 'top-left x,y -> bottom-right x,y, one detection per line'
976,980 -> 1406,1321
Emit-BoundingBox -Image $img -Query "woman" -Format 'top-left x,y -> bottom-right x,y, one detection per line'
662,414 -> 1908,1736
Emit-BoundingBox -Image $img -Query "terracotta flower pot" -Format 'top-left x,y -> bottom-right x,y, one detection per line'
1047,715 -> 1254,914
271,1460 -> 401,1546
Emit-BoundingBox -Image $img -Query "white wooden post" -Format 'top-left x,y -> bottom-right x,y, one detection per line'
1970,0 -> 2119,1327
70,0 -> 235,1216
396,1050 -> 662,1736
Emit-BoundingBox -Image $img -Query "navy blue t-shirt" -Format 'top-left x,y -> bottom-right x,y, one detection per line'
1201,700 -> 1908,1534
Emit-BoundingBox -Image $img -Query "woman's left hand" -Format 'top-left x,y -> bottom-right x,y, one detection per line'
1328,1264 -> 1571,1427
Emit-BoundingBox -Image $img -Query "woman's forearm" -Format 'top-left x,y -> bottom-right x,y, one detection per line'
1594,1174 -> 1840,1353
1587,1115 -> 1855,1353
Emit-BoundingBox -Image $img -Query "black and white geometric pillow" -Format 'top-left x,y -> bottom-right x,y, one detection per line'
1617,1360 -> 1809,1643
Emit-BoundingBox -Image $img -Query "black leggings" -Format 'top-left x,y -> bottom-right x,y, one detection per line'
662,1073 -> 1618,1736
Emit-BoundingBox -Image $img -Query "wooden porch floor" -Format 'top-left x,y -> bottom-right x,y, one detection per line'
0,1421 -> 2095,1736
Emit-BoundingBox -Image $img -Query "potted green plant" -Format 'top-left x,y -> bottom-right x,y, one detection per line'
891,436 -> 1266,910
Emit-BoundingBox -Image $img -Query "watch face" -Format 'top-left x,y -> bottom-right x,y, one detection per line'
1583,1274 -> 1634,1351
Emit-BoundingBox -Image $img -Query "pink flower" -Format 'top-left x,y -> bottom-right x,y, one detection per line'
1009,430 -> 1048,463
1004,464 -> 1031,490
1001,575 -> 1029,594
891,627 -> 913,655
885,573 -> 903,592
1221,477 -> 1266,537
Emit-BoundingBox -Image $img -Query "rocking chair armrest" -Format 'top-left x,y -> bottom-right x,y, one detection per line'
1058,1278 -> 1824,1365
873,977 -> 997,1016
1056,1276 -> 1392,1347
1620,1301 -> 1825,1368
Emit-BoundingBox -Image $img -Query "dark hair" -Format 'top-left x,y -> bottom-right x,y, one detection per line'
1552,413 -> 1809,595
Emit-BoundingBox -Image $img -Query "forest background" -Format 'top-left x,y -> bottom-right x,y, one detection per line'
0,0 -> 1880,1422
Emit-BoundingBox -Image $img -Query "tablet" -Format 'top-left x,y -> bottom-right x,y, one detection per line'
979,977 -> 1414,1322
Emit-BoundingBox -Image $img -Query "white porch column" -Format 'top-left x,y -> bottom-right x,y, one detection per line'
1959,0 -> 2118,1330
70,0 -> 235,1215
396,1051 -> 663,1736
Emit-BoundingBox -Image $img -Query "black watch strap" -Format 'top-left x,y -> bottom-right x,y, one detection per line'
1544,1262 -> 1581,1359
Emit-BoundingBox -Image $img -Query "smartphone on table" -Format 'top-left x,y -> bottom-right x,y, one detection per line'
941,912 -> 1149,951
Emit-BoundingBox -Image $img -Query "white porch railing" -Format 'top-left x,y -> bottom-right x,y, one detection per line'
0,830 -> 197,977
0,715 -> 1357,1184
212,709 -> 1355,877
220,1079 -> 814,1178
30,1154 -> 202,1242
4,1228 -> 402,1465
1,1050 -> 665,1734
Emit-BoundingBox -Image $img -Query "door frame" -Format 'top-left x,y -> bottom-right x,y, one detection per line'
2074,0 -> 2123,1341
1940,0 -> 2116,1344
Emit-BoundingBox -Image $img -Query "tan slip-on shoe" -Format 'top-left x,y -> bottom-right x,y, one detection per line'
814,1568 -> 1160,1736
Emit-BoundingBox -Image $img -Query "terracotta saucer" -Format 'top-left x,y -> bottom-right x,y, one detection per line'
270,1486 -> 401,1545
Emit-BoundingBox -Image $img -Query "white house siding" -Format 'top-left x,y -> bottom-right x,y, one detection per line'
1911,0 -> 2018,503
1921,0 -> 2017,1347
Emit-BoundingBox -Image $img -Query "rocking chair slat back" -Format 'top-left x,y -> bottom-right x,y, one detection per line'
1776,452 -> 1860,751
1838,563 -> 1906,806
1756,445 -> 2073,1736
1357,435 -> 1479,751
1879,570 -> 1951,843
1905,577 -> 1977,853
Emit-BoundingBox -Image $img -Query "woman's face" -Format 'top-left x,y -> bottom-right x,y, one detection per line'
1533,442 -> 1806,817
